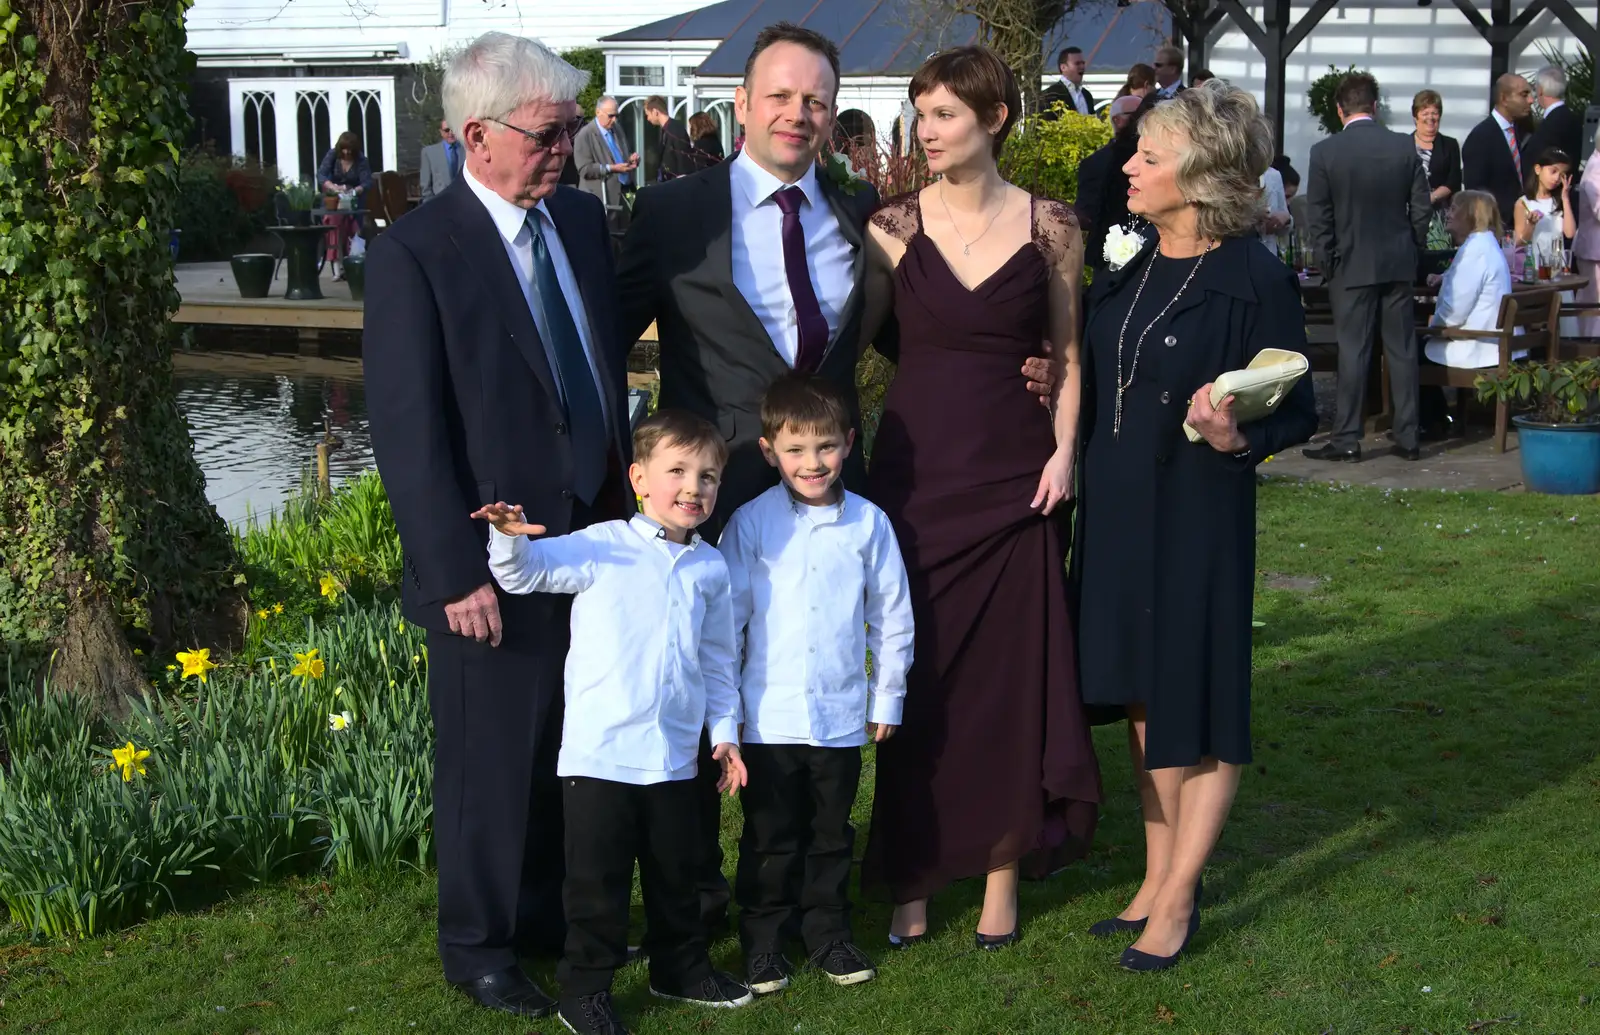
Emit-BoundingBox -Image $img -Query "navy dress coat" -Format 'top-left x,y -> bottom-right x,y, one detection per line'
1072,234 -> 1318,769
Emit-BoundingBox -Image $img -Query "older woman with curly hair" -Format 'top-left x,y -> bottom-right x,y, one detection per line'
1072,81 -> 1317,972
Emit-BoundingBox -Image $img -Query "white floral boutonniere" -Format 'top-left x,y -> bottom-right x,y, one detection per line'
1104,224 -> 1147,271
820,150 -> 867,196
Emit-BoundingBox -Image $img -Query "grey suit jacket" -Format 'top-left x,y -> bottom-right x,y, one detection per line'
1306,119 -> 1431,287
573,121 -> 629,216
419,141 -> 457,202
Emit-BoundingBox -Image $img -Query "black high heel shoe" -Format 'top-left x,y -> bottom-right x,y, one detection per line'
1118,899 -> 1201,972
1089,877 -> 1201,940
887,932 -> 927,950
975,928 -> 1020,951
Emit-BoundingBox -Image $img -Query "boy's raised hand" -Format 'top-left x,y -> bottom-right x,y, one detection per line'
712,743 -> 748,797
469,501 -> 547,538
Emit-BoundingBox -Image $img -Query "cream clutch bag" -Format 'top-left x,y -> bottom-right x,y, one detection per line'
1182,348 -> 1309,444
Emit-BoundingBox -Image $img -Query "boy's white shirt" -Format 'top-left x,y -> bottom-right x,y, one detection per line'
486,513 -> 741,784
718,485 -> 914,748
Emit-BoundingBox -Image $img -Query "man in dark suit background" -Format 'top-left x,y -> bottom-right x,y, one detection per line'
1152,44 -> 1185,99
1303,72 -> 1431,464
644,95 -> 694,180
1463,73 -> 1535,225
1040,46 -> 1094,118
363,31 -> 632,1018
1076,94 -> 1142,262
1527,65 -> 1584,172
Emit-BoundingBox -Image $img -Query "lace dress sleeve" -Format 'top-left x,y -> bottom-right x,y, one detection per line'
1032,197 -> 1084,269
869,191 -> 922,244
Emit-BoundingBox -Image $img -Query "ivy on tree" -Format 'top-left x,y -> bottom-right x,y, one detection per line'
0,0 -> 244,711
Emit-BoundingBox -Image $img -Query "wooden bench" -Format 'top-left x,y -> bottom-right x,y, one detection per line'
1417,287 -> 1561,453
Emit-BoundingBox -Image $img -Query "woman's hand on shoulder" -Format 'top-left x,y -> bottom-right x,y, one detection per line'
1185,386 -> 1249,454
1031,449 -> 1074,515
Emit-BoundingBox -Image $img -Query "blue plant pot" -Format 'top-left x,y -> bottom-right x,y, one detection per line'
1513,415 -> 1600,495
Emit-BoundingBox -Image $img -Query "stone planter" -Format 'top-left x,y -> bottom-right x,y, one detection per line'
342,254 -> 366,301
229,253 -> 275,299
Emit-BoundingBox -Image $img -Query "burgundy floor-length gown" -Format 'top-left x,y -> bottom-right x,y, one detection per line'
860,193 -> 1100,904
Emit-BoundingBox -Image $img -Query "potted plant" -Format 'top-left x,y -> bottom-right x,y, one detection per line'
278,181 -> 319,225
1307,65 -> 1383,135
1475,357 -> 1600,494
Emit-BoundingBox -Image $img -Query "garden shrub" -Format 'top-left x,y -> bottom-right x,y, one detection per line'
173,147 -> 276,261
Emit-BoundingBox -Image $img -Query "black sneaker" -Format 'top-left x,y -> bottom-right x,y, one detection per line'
745,951 -> 792,995
558,991 -> 632,1035
649,970 -> 754,1008
809,941 -> 877,986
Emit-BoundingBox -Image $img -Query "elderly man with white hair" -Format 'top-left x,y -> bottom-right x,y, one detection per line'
1527,65 -> 1584,177
363,32 -> 635,1019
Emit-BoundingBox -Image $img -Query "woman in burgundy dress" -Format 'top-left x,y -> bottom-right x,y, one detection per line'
858,46 -> 1100,948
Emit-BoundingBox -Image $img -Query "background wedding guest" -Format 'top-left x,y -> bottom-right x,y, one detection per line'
1412,89 -> 1463,213
687,111 -> 725,168
1189,69 -> 1215,87
1152,45 -> 1185,99
573,96 -> 639,238
1464,74 -> 1535,225
1084,93 -> 1161,272
419,118 -> 462,202
1076,94 -> 1144,250
1115,63 -> 1157,101
644,95 -> 694,180
317,131 -> 373,269
1303,72 -> 1431,463
1258,164 -> 1290,255
1073,80 -> 1316,974
1571,128 -> 1600,336
1419,190 -> 1515,434
1040,46 -> 1094,117
1526,66 -> 1584,175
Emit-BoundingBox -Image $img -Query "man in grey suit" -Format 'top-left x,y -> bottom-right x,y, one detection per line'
419,118 -> 464,202
572,96 -> 638,236
1304,72 -> 1432,463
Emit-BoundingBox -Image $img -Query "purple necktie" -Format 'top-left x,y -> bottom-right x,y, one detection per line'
773,186 -> 829,371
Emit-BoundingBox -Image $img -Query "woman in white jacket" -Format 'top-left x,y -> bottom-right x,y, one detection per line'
1419,190 -> 1515,435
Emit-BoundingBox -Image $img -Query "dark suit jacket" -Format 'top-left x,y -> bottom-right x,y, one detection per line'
1422,133 -> 1463,198
1076,142 -> 1117,267
616,161 -> 881,539
1306,119 -> 1431,286
1526,102 -> 1585,171
363,178 -> 633,637
1463,114 -> 1532,227
1040,80 -> 1094,118
656,118 -> 694,180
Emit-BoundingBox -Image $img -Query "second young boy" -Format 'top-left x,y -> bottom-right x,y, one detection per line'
717,373 -> 915,993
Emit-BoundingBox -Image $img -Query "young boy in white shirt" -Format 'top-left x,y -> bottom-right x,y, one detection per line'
717,373 -> 915,995
472,410 -> 753,1035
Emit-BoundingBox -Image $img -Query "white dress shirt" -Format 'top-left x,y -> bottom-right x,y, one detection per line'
1259,167 -> 1290,256
487,514 -> 741,785
1425,230 -> 1519,368
1059,77 -> 1091,114
729,149 -> 855,366
463,168 -> 608,418
718,486 -> 914,748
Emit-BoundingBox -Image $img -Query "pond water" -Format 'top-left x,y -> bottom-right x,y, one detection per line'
174,353 -> 375,528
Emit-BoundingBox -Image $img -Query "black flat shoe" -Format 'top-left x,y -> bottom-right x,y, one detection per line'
454,965 -> 556,1017
1088,915 -> 1147,938
1119,905 -> 1201,973
1391,445 -> 1421,461
975,928 -> 1020,951
887,932 -> 927,950
1302,443 -> 1361,462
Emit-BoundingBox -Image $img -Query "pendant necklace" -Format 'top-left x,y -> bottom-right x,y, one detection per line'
1112,239 -> 1214,439
939,179 -> 1005,256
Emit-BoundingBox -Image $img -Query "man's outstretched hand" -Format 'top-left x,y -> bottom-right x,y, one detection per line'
1023,343 -> 1056,407
470,501 -> 548,538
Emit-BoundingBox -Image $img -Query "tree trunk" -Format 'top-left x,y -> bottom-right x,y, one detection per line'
0,0 -> 245,712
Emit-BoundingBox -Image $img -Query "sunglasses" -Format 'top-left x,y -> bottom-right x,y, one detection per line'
489,116 -> 584,150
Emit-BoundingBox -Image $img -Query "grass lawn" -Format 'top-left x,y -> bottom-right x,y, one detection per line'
4,480 -> 1598,1034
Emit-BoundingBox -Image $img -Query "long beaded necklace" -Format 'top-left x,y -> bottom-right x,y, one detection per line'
1112,239 -> 1215,439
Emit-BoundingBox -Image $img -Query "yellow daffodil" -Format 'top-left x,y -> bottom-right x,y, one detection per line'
291,649 -> 326,680
175,648 -> 217,684
132,648 -> 144,656
328,710 -> 354,732
272,602 -> 285,614
109,742 -> 151,782
256,608 -> 270,620
165,664 -> 177,672
333,686 -> 343,698
319,573 -> 342,600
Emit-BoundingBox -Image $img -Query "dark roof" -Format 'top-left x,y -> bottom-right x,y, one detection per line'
602,0 -> 1172,78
